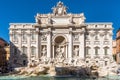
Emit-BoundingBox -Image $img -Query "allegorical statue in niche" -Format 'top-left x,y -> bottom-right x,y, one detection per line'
73,46 -> 79,57
56,46 -> 64,58
42,46 -> 47,57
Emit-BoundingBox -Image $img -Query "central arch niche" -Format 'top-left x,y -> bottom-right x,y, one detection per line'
55,36 -> 66,44
54,36 -> 67,59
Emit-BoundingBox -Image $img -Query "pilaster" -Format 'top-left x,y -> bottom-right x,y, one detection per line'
27,30 -> 31,61
52,43 -> 55,58
66,44 -> 68,58
47,28 -> 52,58
36,28 -> 40,59
79,28 -> 85,59
18,30 -> 22,55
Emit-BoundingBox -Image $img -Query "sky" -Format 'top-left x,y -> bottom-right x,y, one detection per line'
0,0 -> 120,42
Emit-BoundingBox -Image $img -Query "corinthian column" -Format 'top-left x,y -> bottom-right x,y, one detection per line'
47,28 -> 52,58
68,28 -> 73,58
66,44 -> 68,58
52,43 -> 55,58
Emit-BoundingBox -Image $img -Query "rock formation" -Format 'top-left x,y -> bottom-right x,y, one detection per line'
11,57 -> 119,78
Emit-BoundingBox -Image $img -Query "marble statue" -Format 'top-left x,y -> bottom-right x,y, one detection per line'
41,33 -> 47,41
56,46 -> 64,58
73,46 -> 79,57
42,46 -> 47,57
52,1 -> 67,16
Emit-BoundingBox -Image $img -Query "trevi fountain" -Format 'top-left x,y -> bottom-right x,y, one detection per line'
1,1 -> 120,80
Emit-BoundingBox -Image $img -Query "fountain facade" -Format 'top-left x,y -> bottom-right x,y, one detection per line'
9,1 -> 114,74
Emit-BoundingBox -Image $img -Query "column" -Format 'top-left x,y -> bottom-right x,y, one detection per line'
47,28 -> 52,58
39,33 -> 42,58
52,44 -> 55,58
66,44 -> 68,58
109,32 -> 113,61
79,28 -> 85,59
36,28 -> 40,59
90,32 -> 95,59
27,30 -> 31,61
68,28 -> 73,58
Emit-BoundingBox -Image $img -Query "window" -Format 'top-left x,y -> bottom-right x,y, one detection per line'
104,47 -> 108,55
31,46 -> 36,55
86,47 -> 90,55
22,46 -> 27,54
14,47 -> 17,54
104,34 -> 108,40
22,31 -> 27,41
31,33 -> 36,40
23,34 -> 26,40
95,35 -> 98,40
95,47 -> 99,55
86,34 -> 89,40
13,33 -> 18,41
105,61 -> 107,66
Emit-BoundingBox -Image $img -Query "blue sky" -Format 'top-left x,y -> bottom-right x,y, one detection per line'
0,0 -> 120,42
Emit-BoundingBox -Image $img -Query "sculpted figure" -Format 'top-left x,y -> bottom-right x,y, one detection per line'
41,34 -> 47,41
74,34 -> 79,41
73,46 -> 79,57
56,46 -> 64,58
52,7 -> 57,15
48,14 -> 52,24
56,47 -> 61,58
35,16 -> 41,24
42,46 -> 47,57
63,7 -> 67,14
52,1 -> 67,16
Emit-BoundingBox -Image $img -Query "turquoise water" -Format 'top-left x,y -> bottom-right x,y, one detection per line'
0,75 -> 120,80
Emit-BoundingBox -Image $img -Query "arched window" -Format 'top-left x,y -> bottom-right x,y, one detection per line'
21,46 -> 27,54
31,46 -> 36,55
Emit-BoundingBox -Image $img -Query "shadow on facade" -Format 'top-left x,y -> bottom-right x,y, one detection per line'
9,42 -> 28,70
0,47 -> 7,73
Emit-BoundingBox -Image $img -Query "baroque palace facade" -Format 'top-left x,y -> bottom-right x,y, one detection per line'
9,2 -> 113,67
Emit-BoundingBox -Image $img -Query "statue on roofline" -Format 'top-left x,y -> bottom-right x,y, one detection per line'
52,1 -> 67,16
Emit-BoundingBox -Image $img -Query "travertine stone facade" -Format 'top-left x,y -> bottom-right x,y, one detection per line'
9,1 -> 113,67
